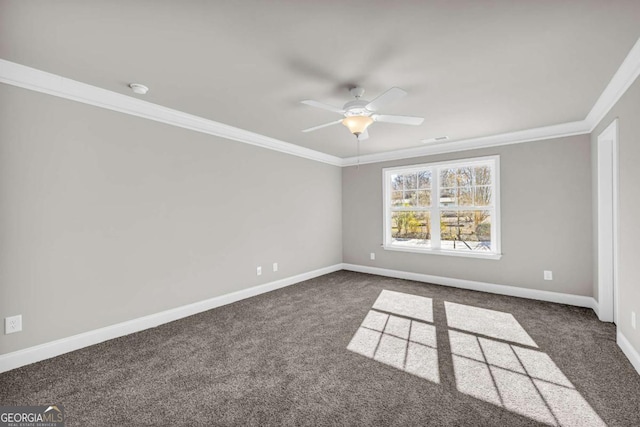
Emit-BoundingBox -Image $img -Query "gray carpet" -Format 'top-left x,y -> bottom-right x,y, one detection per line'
1,271 -> 639,426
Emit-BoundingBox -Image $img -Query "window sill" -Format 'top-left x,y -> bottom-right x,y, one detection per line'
383,244 -> 502,260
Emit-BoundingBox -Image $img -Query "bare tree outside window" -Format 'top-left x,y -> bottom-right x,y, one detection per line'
384,157 -> 499,257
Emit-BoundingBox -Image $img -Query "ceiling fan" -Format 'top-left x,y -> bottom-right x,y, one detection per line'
301,86 -> 424,140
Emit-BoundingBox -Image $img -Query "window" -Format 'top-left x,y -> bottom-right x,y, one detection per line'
383,155 -> 500,259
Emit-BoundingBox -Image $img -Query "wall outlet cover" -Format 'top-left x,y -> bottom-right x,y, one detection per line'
256,266 -> 262,276
370,252 -> 376,260
273,263 -> 278,272
544,270 -> 553,280
5,315 -> 22,334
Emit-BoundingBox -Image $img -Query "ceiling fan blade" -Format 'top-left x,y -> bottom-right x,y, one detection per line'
357,129 -> 369,141
301,100 -> 345,114
365,87 -> 407,111
374,114 -> 424,125
302,119 -> 343,133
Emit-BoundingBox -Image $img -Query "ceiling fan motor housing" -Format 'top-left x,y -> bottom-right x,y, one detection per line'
343,99 -> 372,117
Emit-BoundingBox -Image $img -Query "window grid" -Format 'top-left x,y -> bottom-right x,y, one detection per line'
383,156 -> 500,259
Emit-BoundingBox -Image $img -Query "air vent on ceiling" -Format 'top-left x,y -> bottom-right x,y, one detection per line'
422,136 -> 449,143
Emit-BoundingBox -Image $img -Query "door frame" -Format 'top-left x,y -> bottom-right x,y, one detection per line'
596,119 -> 619,323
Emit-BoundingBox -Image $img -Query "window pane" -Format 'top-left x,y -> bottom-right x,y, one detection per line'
391,191 -> 404,207
391,174 -> 404,191
456,167 -> 473,186
440,189 -> 456,207
404,191 -> 417,207
458,187 -> 473,206
404,173 -> 417,190
417,190 -> 431,207
418,171 -> 432,189
391,211 -> 431,248
440,168 -> 457,188
474,185 -> 492,206
440,210 -> 492,252
474,166 -> 492,185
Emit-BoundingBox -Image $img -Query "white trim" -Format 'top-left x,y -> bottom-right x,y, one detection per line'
586,37 -> 640,131
342,263 -> 597,309
0,59 -> 343,167
596,119 -> 619,323
613,128 -> 620,325
617,331 -> 640,376
0,264 -> 343,373
342,121 -> 590,166
1,36 -> 639,167
382,245 -> 502,260
342,36 -> 640,167
590,298 -> 600,318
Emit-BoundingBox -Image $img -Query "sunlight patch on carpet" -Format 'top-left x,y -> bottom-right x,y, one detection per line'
449,330 -> 606,427
347,289 -> 606,427
372,290 -> 433,322
445,301 -> 537,347
348,289 -> 439,384
348,309 -> 440,384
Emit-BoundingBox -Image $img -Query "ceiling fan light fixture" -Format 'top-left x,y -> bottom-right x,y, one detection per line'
301,86 -> 422,138
342,115 -> 374,136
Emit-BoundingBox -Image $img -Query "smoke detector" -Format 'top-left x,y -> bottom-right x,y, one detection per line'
129,83 -> 149,95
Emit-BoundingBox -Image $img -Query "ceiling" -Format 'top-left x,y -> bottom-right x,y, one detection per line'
1,0 -> 640,158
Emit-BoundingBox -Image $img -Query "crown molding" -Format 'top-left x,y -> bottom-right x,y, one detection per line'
341,120 -> 590,166
341,36 -> 640,167
586,37 -> 640,131
0,59 -> 343,167
2,36 -> 640,168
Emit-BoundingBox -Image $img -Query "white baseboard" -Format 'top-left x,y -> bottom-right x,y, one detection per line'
2,264 -> 610,374
0,264 -> 342,374
590,299 -> 600,318
617,331 -> 640,375
342,263 -> 598,310
345,263 -> 638,376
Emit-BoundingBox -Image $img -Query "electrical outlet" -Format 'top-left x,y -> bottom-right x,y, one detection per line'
370,252 -> 376,260
5,315 -> 22,334
273,262 -> 278,272
256,266 -> 262,276
544,270 -> 553,281
632,311 -> 637,330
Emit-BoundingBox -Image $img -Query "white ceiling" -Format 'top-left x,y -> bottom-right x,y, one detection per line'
1,0 -> 640,158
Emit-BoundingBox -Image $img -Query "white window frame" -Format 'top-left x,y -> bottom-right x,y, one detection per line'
383,155 -> 501,260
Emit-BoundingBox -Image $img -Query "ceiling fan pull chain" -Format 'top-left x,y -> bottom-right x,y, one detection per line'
357,137 -> 360,169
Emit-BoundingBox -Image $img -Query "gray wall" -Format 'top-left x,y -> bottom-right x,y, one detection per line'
0,84 -> 343,355
343,135 -> 593,296
591,75 -> 640,355
6,73 -> 635,358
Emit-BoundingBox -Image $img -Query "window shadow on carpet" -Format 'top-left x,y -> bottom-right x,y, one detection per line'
347,290 -> 606,427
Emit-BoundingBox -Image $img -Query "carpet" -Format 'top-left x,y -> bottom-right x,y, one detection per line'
1,271 -> 639,426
